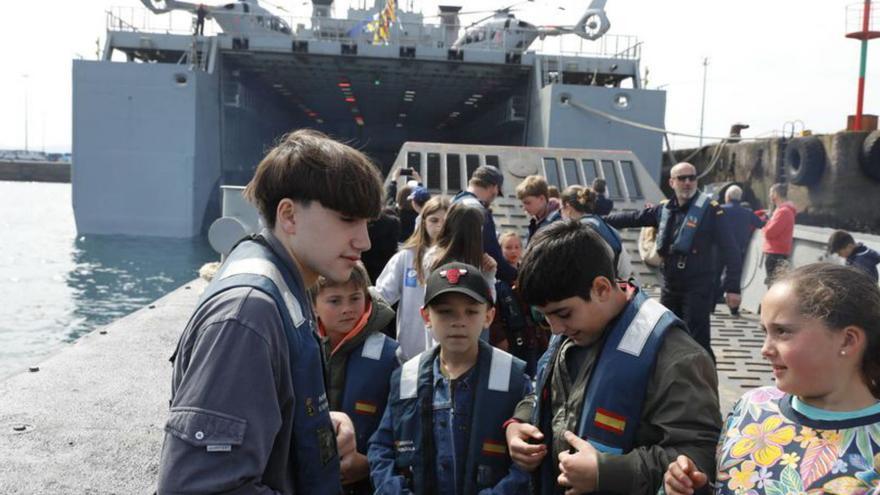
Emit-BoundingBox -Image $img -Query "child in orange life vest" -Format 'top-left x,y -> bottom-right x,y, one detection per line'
663,263 -> 880,495
312,262 -> 401,494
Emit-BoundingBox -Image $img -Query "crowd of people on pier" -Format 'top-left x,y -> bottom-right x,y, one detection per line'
155,130 -> 880,495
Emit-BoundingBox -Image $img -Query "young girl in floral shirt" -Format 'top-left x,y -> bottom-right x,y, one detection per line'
664,263 -> 880,495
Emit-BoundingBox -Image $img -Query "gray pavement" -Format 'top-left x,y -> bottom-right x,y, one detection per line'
0,279 -> 772,493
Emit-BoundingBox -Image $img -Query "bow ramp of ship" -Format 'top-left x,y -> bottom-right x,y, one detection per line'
0,280 -> 772,493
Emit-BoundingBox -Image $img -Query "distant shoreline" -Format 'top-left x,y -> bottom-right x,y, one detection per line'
0,160 -> 70,183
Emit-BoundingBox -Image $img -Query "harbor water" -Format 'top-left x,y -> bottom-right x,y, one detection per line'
0,181 -> 216,380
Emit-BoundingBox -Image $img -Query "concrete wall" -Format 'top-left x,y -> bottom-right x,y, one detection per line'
72,61 -> 221,237
527,83 -> 666,182
671,131 -> 880,233
0,161 -> 70,183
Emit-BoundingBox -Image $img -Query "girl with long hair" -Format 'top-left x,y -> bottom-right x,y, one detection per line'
375,196 -> 449,360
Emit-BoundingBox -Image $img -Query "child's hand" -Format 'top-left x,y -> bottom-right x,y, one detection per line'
663,455 -> 707,495
340,452 -> 370,485
557,431 -> 598,494
481,253 -> 497,273
505,422 -> 547,472
330,411 -> 356,459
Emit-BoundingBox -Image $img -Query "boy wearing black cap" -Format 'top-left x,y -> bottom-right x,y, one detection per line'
368,262 -> 531,495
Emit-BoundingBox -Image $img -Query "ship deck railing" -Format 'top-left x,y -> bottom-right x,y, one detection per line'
106,7 -> 641,60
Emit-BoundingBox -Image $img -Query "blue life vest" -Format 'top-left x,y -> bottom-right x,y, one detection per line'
580,214 -> 623,268
532,289 -> 682,495
388,340 -> 527,495
199,237 -> 342,495
342,332 -> 400,454
656,192 -> 711,256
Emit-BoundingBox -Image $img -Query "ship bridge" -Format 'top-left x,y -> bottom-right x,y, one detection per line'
72,6 -> 664,237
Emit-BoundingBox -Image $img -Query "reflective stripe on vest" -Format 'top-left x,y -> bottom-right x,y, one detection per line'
488,346 -> 513,392
399,351 -> 422,399
657,192 -> 711,255
361,332 -> 386,360
218,257 -> 306,327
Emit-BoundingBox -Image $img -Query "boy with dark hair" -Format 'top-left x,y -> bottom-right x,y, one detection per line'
516,175 -> 562,241
827,229 -> 880,282
592,178 -> 613,215
158,129 -> 385,493
312,262 -> 400,493
504,220 -> 721,495
368,262 -> 532,495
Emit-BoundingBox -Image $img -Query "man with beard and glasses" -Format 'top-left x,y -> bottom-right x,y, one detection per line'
604,162 -> 742,360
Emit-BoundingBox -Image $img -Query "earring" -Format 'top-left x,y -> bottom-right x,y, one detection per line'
840,350 -> 847,356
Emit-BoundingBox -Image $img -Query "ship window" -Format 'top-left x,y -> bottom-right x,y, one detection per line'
485,155 -> 500,169
620,160 -> 642,199
446,154 -> 462,192
427,153 -> 441,190
543,158 -> 561,189
466,154 -> 480,180
562,158 -> 580,186
407,151 -> 421,173
600,160 -> 622,199
581,159 -> 598,184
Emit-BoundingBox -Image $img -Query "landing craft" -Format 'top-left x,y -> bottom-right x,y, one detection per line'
139,0 -> 292,35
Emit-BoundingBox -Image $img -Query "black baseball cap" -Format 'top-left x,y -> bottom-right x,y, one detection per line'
471,165 -> 504,194
423,262 -> 494,307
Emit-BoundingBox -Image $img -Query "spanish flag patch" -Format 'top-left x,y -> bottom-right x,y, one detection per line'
481,440 -> 507,457
594,408 -> 626,435
354,401 -> 378,415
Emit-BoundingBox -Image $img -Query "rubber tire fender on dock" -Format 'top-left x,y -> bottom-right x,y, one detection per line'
784,137 -> 826,186
861,130 -> 880,182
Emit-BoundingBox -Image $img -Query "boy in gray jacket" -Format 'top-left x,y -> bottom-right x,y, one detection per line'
157,130 -> 385,494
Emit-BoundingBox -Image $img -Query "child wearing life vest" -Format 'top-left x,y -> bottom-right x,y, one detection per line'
505,220 -> 721,494
663,263 -> 880,495
368,262 -> 532,495
313,262 -> 401,494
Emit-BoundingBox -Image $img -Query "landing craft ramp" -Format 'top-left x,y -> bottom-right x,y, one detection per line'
387,142 -> 665,286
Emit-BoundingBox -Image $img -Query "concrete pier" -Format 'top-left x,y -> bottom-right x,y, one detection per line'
0,279 -> 771,493
0,279 -> 204,494
0,160 -> 71,183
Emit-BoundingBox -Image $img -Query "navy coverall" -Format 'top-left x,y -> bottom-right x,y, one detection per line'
605,195 -> 742,359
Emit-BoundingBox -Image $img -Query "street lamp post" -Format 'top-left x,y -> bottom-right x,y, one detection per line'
22,74 -> 29,152
699,57 -> 709,147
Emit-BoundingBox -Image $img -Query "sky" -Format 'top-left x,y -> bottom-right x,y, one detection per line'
0,0 -> 877,152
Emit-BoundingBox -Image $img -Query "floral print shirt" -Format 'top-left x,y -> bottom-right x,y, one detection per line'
716,386 -> 880,495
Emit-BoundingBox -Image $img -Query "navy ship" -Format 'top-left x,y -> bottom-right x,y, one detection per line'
72,0 -> 666,237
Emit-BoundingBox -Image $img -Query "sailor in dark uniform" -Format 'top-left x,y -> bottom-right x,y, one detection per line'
604,162 -> 742,359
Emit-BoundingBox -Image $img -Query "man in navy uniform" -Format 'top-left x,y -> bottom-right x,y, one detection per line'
453,165 -> 517,285
605,162 -> 742,359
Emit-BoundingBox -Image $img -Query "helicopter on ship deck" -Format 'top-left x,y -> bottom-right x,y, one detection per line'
450,0 -> 611,52
139,0 -> 292,35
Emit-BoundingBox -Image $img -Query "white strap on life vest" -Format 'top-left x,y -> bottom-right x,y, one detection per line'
399,353 -> 423,399
361,333 -> 385,361
488,347 -> 513,392
218,258 -> 306,327
617,298 -> 666,357
458,196 -> 483,209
